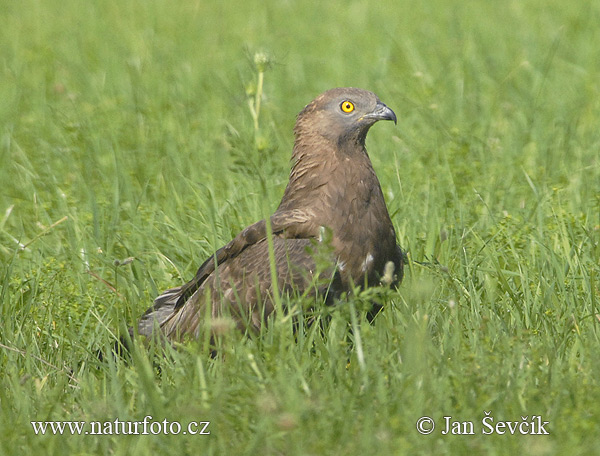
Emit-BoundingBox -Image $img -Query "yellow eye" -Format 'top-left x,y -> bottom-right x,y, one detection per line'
340,100 -> 355,113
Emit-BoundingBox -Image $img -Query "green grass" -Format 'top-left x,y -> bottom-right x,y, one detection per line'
1,0 -> 599,454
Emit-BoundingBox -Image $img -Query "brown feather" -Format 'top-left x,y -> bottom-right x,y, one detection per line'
136,87 -> 404,343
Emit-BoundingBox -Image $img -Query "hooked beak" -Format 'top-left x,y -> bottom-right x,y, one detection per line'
364,101 -> 397,125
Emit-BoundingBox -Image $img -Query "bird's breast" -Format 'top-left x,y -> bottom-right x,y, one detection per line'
324,171 -> 396,286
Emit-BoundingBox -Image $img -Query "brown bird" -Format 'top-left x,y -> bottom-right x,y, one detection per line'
136,87 -> 404,342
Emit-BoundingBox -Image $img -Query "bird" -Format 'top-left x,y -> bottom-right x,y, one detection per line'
135,87 -> 404,343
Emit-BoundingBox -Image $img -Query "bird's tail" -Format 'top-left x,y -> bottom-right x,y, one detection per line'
136,286 -> 184,338
97,287 -> 183,361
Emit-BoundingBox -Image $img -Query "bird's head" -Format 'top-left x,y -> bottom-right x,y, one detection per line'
294,87 -> 397,148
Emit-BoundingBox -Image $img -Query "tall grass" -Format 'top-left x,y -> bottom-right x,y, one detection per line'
1,0 -> 599,454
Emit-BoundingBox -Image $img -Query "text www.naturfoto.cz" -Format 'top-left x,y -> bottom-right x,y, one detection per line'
31,416 -> 210,436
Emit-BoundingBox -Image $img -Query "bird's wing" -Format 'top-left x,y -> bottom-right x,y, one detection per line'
175,208 -> 318,309
136,209 -> 319,337
159,235 -> 334,339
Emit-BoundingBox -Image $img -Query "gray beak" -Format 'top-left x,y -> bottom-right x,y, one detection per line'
364,101 -> 397,125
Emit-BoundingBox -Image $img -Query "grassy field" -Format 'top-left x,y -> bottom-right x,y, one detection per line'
1,0 -> 599,454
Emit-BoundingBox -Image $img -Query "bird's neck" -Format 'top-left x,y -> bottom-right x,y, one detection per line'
278,137 -> 375,213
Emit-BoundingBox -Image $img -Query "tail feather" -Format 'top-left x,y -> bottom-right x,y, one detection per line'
137,286 -> 183,338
